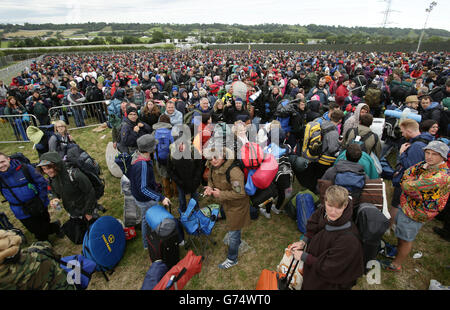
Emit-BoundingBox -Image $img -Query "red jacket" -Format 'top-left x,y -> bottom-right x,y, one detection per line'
335,85 -> 349,107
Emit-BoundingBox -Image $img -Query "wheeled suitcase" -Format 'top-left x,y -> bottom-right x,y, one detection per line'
145,222 -> 180,269
256,257 -> 300,290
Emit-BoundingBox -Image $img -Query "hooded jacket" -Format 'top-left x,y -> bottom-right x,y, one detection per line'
301,199 -> 364,290
40,152 -> 96,218
420,101 -> 442,124
168,143 -> 203,194
0,160 -> 49,220
319,160 -> 369,186
342,103 -> 369,139
320,120 -> 341,161
118,117 -> 152,153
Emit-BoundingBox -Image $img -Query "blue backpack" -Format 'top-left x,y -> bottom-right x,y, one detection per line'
180,198 -> 219,236
335,171 -> 366,193
154,127 -> 173,165
296,193 -> 316,234
82,216 -> 126,278
59,254 -> 97,290
276,99 -> 292,133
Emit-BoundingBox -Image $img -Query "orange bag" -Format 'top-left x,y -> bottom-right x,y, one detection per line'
255,269 -> 280,290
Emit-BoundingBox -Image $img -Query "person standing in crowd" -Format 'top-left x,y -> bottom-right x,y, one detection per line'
203,145 -> 251,270
36,152 -> 97,240
381,141 -> 449,272
125,135 -> 171,249
0,152 -> 62,241
117,105 -> 152,154
67,87 -> 86,127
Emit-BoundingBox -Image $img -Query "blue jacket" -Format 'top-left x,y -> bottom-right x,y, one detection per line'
127,154 -> 165,203
393,132 -> 434,186
191,104 -> 212,126
0,160 -> 49,220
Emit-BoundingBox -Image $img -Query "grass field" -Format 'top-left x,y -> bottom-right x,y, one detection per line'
1,124 -> 449,290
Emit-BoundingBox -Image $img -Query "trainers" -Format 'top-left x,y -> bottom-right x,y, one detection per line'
218,258 -> 238,270
271,205 -> 282,215
379,259 -> 401,272
259,208 -> 271,219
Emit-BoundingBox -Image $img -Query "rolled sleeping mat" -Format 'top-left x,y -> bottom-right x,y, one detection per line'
145,205 -> 176,237
384,109 -> 422,123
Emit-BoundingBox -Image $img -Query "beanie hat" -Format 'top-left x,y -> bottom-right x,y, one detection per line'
423,140 -> 449,160
311,94 -> 321,102
0,230 -> 22,264
126,105 -> 138,115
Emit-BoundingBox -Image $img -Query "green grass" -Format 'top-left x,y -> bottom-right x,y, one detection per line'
1,125 -> 449,290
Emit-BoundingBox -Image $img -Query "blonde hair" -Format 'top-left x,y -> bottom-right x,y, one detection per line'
324,185 -> 349,208
53,120 -> 68,134
399,118 -> 419,131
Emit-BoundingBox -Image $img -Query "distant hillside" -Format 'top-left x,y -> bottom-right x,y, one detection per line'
1,22 -> 449,47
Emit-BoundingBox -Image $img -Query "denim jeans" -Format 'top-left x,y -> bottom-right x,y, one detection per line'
227,230 -> 241,263
72,106 -> 85,127
177,185 -> 199,213
135,199 -> 158,249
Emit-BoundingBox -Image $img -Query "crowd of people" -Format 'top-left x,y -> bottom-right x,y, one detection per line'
0,48 -> 449,290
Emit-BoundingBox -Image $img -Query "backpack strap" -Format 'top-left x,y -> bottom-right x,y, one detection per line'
225,160 -> 243,184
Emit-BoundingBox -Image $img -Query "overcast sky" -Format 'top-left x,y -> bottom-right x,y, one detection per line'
1,0 -> 449,31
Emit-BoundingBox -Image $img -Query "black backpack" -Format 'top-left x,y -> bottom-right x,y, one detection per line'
353,203 -> 389,266
66,146 -> 104,200
345,127 -> 379,154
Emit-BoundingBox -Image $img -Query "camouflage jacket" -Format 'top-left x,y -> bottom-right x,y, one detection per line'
0,241 -> 76,290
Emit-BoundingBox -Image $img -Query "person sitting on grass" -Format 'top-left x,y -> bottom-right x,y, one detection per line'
380,140 -> 450,272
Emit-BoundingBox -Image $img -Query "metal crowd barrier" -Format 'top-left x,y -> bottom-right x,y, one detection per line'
48,100 -> 109,131
0,114 -> 39,143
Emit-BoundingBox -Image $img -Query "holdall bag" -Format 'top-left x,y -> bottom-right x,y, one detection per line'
256,255 -> 300,290
59,254 -> 97,290
276,244 -> 304,290
62,217 -> 90,245
252,153 -> 279,190
141,260 -> 169,290
145,205 -> 176,237
82,216 -> 126,276
153,250 -> 203,290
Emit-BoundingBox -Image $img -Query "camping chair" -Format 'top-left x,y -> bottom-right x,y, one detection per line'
179,198 -> 219,257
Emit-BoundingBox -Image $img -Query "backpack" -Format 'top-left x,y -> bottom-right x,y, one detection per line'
296,193 -> 316,234
183,109 -> 201,124
353,203 -> 389,266
59,254 -> 97,290
381,116 -> 402,141
275,99 -> 294,133
154,127 -> 174,165
364,88 -> 381,108
335,171 -> 366,202
0,212 -> 26,242
115,152 -> 135,175
107,99 -> 123,128
33,101 -> 48,115
302,121 -> 334,162
66,146 -> 104,200
345,127 -> 379,154
285,190 -> 319,220
82,216 -> 126,278
240,142 -> 264,170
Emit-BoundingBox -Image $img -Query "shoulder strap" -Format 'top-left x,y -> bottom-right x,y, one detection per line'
226,160 -> 242,184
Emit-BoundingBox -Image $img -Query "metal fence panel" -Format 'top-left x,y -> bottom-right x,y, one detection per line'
0,114 -> 39,143
48,100 -> 109,131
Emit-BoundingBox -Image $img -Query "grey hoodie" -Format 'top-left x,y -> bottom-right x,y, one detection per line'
342,103 -> 370,139
321,120 -> 341,158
